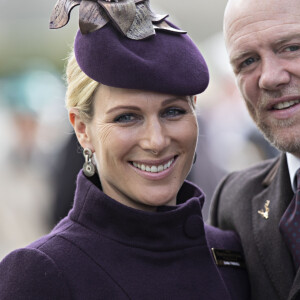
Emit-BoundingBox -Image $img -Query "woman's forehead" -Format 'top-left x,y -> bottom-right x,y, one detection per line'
93,85 -> 189,111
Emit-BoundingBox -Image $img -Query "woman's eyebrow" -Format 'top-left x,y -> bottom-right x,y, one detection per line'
162,97 -> 189,106
106,105 -> 141,114
106,97 -> 188,114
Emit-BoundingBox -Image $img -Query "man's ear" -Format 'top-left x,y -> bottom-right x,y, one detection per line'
69,108 -> 94,151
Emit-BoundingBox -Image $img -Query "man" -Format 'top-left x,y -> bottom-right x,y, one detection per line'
209,0 -> 300,299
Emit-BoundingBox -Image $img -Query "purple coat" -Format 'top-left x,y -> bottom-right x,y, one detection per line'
0,172 -> 250,299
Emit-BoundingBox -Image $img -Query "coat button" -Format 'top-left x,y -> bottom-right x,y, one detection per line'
184,215 -> 203,239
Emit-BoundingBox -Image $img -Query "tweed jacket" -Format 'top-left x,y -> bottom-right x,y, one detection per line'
209,153 -> 300,300
0,171 -> 250,300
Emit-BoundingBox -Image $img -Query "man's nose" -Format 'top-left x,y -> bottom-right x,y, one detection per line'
258,56 -> 290,90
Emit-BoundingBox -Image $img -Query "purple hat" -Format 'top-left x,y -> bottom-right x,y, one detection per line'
50,0 -> 209,95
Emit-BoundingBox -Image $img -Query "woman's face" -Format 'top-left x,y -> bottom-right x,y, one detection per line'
81,85 -> 198,211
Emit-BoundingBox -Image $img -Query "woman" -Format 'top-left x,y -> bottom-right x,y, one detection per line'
0,1 -> 250,299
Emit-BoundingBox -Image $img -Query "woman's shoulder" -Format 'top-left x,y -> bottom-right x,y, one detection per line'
0,247 -> 71,299
0,218 -> 77,299
204,223 -> 242,251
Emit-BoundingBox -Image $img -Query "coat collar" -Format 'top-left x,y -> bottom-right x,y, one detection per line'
252,153 -> 295,300
68,171 -> 207,251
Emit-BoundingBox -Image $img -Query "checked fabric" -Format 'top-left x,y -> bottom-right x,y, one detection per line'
279,168 -> 300,269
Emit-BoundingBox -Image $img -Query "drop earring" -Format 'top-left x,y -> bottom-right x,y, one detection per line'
83,148 -> 96,177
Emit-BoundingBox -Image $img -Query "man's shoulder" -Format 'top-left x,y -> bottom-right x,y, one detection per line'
208,155 -> 283,226
222,156 -> 280,189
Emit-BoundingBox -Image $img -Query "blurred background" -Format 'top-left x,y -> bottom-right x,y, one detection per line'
0,0 -> 278,259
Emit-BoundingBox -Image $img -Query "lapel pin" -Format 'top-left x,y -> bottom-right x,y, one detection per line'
258,200 -> 270,219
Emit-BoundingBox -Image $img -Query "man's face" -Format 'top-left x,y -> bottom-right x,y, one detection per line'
225,0 -> 300,157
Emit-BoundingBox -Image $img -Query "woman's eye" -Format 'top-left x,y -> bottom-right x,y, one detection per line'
162,108 -> 186,118
114,113 -> 138,123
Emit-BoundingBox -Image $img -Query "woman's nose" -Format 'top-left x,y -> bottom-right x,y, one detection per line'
258,56 -> 290,90
139,119 -> 170,154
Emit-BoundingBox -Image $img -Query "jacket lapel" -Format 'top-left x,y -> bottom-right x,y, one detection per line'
252,154 -> 294,300
289,269 -> 300,300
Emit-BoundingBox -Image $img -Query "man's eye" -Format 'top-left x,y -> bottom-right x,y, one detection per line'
241,57 -> 257,68
114,114 -> 138,123
162,108 -> 186,118
285,45 -> 300,52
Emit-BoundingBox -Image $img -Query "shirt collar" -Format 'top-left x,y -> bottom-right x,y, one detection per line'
286,153 -> 300,193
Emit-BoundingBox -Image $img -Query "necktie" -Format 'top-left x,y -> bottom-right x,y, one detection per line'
279,168 -> 300,269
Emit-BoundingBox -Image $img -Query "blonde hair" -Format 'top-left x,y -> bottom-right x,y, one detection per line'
65,50 -> 100,123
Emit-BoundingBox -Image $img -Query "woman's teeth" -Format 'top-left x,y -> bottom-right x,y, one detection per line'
132,158 -> 174,173
273,100 -> 300,110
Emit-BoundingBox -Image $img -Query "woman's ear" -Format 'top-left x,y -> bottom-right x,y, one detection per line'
193,95 -> 197,106
69,108 -> 94,151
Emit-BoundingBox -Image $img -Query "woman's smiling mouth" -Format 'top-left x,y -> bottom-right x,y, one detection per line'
131,156 -> 176,173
